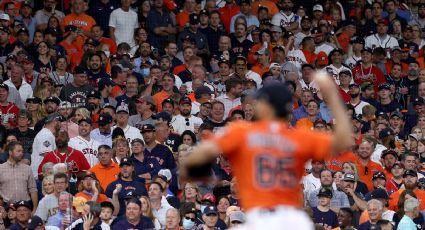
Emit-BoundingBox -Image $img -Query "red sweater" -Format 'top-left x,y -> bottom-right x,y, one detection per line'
38,147 -> 90,174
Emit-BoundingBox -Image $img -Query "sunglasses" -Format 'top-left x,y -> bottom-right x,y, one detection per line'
184,216 -> 196,221
365,166 -> 369,175
185,118 -> 190,126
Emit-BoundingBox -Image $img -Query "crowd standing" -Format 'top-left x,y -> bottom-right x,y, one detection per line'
0,0 -> 424,229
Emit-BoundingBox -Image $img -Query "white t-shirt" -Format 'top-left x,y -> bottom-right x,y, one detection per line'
286,49 -> 307,71
112,124 -> 144,145
302,173 -> 321,196
345,55 -> 362,69
171,115 -> 203,135
32,128 -> 56,176
349,100 -> 370,115
109,8 -> 139,47
68,136 -> 101,167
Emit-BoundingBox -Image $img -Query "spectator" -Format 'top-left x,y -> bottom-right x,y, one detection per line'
141,124 -> 176,170
9,200 -> 32,230
59,66 -> 95,108
128,95 -> 156,130
90,113 -> 113,147
311,187 -> 339,228
109,0 -> 139,47
165,208 -> 181,230
112,198 -> 154,229
112,104 -> 144,144
46,192 -> 74,228
68,118 -> 101,167
105,157 -> 148,216
0,141 -> 37,210
358,199 -> 384,230
90,145 -> 120,191
129,138 -> 161,182
149,182 -> 173,227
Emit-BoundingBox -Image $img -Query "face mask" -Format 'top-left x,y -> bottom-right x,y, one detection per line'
183,218 -> 195,229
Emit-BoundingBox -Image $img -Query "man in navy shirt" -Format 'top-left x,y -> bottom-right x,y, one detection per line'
130,138 -> 161,181
141,124 -> 176,170
105,157 -> 148,216
112,198 -> 154,230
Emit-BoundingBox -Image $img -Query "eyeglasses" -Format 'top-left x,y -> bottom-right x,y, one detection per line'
185,118 -> 190,126
185,187 -> 195,191
184,216 -> 196,221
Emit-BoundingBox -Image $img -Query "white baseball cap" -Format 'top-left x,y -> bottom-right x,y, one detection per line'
158,169 -> 172,181
313,4 -> 324,12
0,13 -> 10,21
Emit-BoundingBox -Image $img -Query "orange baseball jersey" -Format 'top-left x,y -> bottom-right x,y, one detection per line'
388,188 -> 425,211
214,120 -> 333,210
355,159 -> 384,191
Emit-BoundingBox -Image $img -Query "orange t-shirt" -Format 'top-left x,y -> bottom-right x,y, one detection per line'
75,191 -> 109,203
62,13 -> 96,49
325,151 -> 358,172
176,11 -> 190,28
251,63 -> 269,77
388,188 -> 425,211
295,117 -> 314,130
153,90 -> 173,112
214,120 -> 333,210
90,162 -> 120,191
355,159 -> 384,191
247,43 -> 273,65
111,85 -> 124,98
59,40 -> 83,70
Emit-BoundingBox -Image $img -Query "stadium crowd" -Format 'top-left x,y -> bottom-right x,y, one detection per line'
0,0 -> 424,229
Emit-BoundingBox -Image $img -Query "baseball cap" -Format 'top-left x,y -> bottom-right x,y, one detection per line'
59,101 -> 72,109
377,18 -> 389,26
0,83 -> 8,91
26,97 -> 42,105
120,157 -> 133,167
195,86 -> 213,97
137,95 -> 155,105
116,104 -> 129,114
229,211 -> 246,223
349,83 -> 359,89
314,119 -> 327,127
376,111 -> 389,120
240,0 -> 250,4
45,113 -> 63,123
340,70 -> 352,78
179,97 -> 192,105
316,52 -> 328,66
302,15 -> 312,22
256,46 -> 270,55
189,13 -> 200,25
413,97 -> 425,106
372,171 -> 386,180
74,65 -> 88,75
361,82 -> 374,91
153,111 -> 172,123
28,215 -> 43,230
270,26 -> 282,33
313,4 -> 323,12
409,133 -> 420,141
87,90 -> 101,99
44,96 -> 61,105
17,27 -> 29,35
392,161 -> 404,168
82,171 -> 97,180
390,111 -> 403,119
131,138 -> 144,145
381,149 -> 398,159
378,128 -> 394,139
98,113 -> 113,126
119,59 -> 134,70
73,196 -> 87,213
18,110 -> 31,119
183,35 -> 196,44
141,124 -> 156,133
366,188 -> 389,201
21,1 -> 31,8
361,48 -> 373,54
269,63 -> 281,70
203,206 -> 218,215
201,193 -> 216,204
403,169 -> 417,178
14,200 -> 32,209
317,187 -> 333,198
343,173 -> 356,182
254,83 -> 292,118
44,27 -> 58,36
0,13 -> 10,21
98,77 -> 113,89
84,38 -> 100,46
199,9 -> 209,16
78,117 -> 92,125
158,169 -> 172,181
378,83 -> 391,91
419,3 -> 425,9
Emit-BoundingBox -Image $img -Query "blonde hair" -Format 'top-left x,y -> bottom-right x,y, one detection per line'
42,175 -> 54,195
140,196 -> 155,220
181,182 -> 201,203
112,137 -> 130,158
